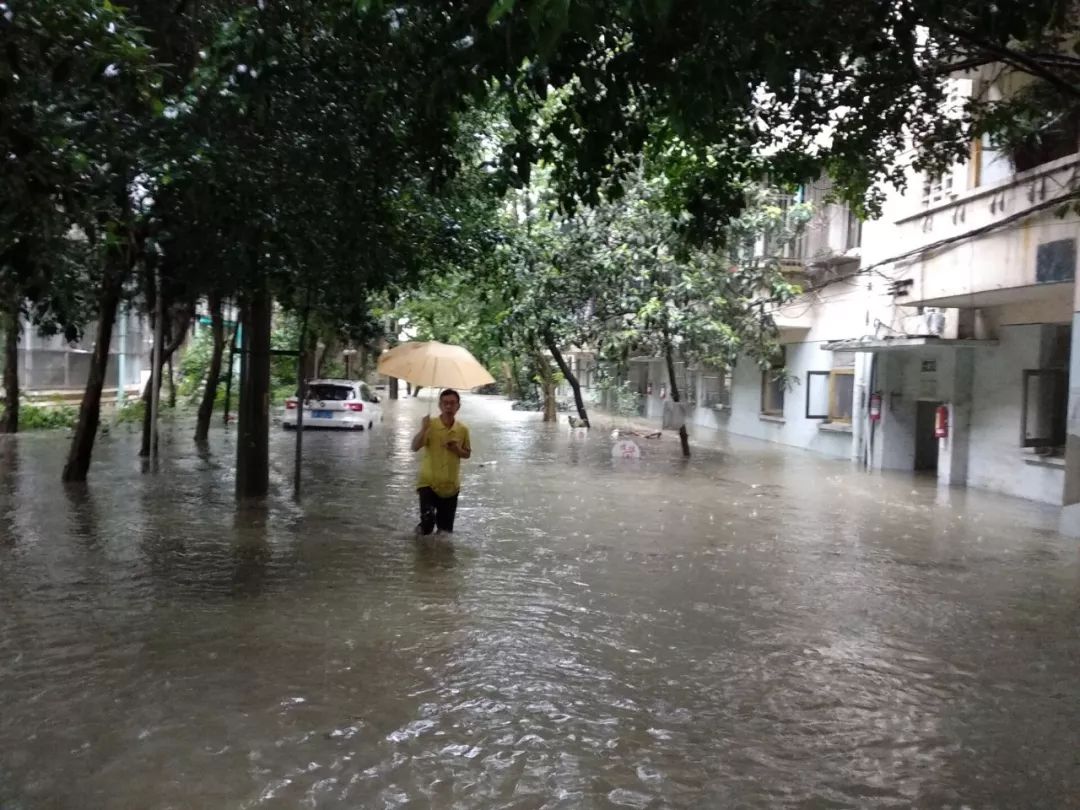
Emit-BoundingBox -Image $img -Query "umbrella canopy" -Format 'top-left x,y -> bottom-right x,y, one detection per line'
377,340 -> 495,389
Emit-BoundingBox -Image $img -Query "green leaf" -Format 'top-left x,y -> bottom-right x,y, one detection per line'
487,0 -> 515,26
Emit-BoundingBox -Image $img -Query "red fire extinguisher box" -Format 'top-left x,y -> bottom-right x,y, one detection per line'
869,392 -> 882,422
934,404 -> 949,439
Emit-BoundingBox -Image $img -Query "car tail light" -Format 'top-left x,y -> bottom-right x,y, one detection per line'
345,402 -> 364,412
285,399 -> 298,410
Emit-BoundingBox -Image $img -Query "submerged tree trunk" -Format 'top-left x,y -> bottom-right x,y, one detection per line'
534,350 -> 558,422
235,281 -> 272,499
544,330 -> 589,428
195,291 -> 226,443
293,308 -> 310,498
222,316 -> 239,426
2,296 -> 20,434
664,343 -> 691,458
140,305 -> 191,457
62,273 -> 124,482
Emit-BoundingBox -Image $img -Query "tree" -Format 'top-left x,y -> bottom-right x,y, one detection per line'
556,178 -> 809,456
0,1 -> 155,438
475,0 -> 1080,226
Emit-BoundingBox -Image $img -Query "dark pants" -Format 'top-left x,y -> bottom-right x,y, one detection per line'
417,487 -> 459,534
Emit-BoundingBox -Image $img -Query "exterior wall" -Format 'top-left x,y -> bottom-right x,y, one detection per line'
630,272 -> 876,460
967,325 -> 1065,504
863,325 -> 1067,505
862,156 -> 1080,309
719,340 -> 853,459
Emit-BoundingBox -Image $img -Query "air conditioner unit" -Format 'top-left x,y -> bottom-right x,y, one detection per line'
902,309 -> 946,337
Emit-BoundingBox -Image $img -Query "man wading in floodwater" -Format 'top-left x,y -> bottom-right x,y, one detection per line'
411,389 -> 471,535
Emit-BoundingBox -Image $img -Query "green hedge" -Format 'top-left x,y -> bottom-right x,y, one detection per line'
19,403 -> 78,430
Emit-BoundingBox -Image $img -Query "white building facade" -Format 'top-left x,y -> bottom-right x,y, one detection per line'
631,71 -> 1080,519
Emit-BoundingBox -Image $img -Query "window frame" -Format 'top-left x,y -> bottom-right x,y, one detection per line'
805,371 -> 830,419
701,366 -> 733,409
805,368 -> 856,422
1021,368 -> 1067,449
828,368 -> 856,423
760,348 -> 786,416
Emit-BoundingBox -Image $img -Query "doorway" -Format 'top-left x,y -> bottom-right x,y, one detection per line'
914,401 -> 940,473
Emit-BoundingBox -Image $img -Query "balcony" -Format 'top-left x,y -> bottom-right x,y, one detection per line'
881,153 -> 1080,309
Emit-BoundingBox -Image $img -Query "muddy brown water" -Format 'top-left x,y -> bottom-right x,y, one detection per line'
1,395 -> 1078,808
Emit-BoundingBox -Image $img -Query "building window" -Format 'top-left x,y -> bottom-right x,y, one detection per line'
806,367 -> 855,422
1021,369 -> 1066,452
701,366 -> 733,409
764,192 -> 805,263
1022,326 -> 1070,453
921,172 -> 954,206
761,348 -> 786,415
1012,112 -> 1079,173
830,369 -> 855,422
845,210 -> 863,251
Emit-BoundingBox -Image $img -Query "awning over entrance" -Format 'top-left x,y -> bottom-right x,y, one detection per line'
822,337 -> 999,353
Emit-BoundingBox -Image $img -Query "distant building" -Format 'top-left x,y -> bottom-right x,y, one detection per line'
12,307 -> 152,401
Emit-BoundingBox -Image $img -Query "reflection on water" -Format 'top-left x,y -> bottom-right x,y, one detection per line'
1,397 -> 1079,808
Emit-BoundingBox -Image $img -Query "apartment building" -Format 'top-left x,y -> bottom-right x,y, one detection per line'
632,68 -> 1080,518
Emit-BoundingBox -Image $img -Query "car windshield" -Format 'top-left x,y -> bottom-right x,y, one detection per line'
307,384 -> 352,401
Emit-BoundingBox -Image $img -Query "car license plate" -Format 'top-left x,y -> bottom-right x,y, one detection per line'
312,410 -> 333,419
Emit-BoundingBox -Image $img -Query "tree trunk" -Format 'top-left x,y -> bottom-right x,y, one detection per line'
544,330 -> 589,427
235,281 -> 272,499
195,291 -> 225,442
303,331 -> 318,381
223,316 -> 239,426
389,376 -> 399,399
140,305 -> 191,457
293,308 -> 310,498
534,350 -> 557,422
664,343 -> 691,457
1,296 -> 20,434
509,358 -> 521,399
314,339 -> 327,378
166,356 -> 176,409
62,273 -> 123,482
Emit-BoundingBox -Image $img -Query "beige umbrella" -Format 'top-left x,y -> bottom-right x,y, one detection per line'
377,340 -> 495,390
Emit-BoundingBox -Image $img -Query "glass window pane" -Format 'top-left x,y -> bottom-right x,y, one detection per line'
831,373 -> 855,421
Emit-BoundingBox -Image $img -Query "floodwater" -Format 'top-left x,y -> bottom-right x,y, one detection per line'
1,395 -> 1078,809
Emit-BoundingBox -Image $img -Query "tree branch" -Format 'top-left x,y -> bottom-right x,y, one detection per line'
937,22 -> 1080,99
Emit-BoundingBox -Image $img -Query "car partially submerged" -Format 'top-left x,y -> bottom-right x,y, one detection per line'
282,379 -> 381,430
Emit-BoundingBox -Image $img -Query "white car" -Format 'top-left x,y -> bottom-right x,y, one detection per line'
282,379 -> 382,430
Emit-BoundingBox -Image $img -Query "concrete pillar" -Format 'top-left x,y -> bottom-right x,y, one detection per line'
851,351 -> 869,465
937,349 -> 973,487
1060,288 -> 1080,533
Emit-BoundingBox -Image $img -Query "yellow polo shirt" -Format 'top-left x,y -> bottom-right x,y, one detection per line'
417,418 -> 471,497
